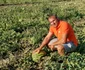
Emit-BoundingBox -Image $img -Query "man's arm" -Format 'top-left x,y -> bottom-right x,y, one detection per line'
33,32 -> 53,53
52,33 -> 68,46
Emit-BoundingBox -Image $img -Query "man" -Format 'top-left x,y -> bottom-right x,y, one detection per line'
33,15 -> 78,56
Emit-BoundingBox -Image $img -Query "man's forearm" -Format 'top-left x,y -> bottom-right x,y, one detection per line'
39,37 -> 50,49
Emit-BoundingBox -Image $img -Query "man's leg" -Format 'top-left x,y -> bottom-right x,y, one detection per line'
55,45 -> 65,56
48,38 -> 58,51
48,38 -> 65,56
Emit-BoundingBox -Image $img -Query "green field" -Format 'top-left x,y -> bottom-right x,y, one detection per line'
0,0 -> 85,70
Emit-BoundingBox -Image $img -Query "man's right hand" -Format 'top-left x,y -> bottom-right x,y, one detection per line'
32,47 -> 41,54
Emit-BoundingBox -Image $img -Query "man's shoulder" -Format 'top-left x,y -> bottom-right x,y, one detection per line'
49,26 -> 55,30
59,20 -> 70,29
60,20 -> 69,26
60,20 -> 68,24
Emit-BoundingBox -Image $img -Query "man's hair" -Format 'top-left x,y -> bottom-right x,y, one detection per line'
48,15 -> 59,20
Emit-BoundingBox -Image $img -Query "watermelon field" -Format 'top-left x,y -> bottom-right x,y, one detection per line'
0,0 -> 85,70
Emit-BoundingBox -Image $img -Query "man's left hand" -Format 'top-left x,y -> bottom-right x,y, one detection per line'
50,45 -> 54,51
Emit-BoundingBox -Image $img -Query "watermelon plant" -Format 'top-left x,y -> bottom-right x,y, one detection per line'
0,0 -> 85,70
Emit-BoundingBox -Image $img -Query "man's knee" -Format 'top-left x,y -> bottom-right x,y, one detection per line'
48,38 -> 57,46
57,45 -> 65,52
48,44 -> 51,49
57,45 -> 65,56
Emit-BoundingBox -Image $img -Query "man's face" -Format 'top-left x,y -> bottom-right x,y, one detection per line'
48,17 -> 58,27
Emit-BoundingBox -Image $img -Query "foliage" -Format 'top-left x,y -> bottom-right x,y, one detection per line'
0,0 -> 85,70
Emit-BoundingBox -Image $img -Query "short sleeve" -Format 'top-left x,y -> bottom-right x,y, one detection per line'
49,26 -> 54,34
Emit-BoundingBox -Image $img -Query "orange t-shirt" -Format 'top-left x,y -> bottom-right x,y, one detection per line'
49,20 -> 78,46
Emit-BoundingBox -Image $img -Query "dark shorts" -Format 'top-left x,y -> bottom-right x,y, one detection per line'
62,41 -> 77,52
48,38 -> 77,52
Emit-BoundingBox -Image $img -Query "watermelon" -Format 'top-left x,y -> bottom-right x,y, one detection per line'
32,50 -> 46,62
